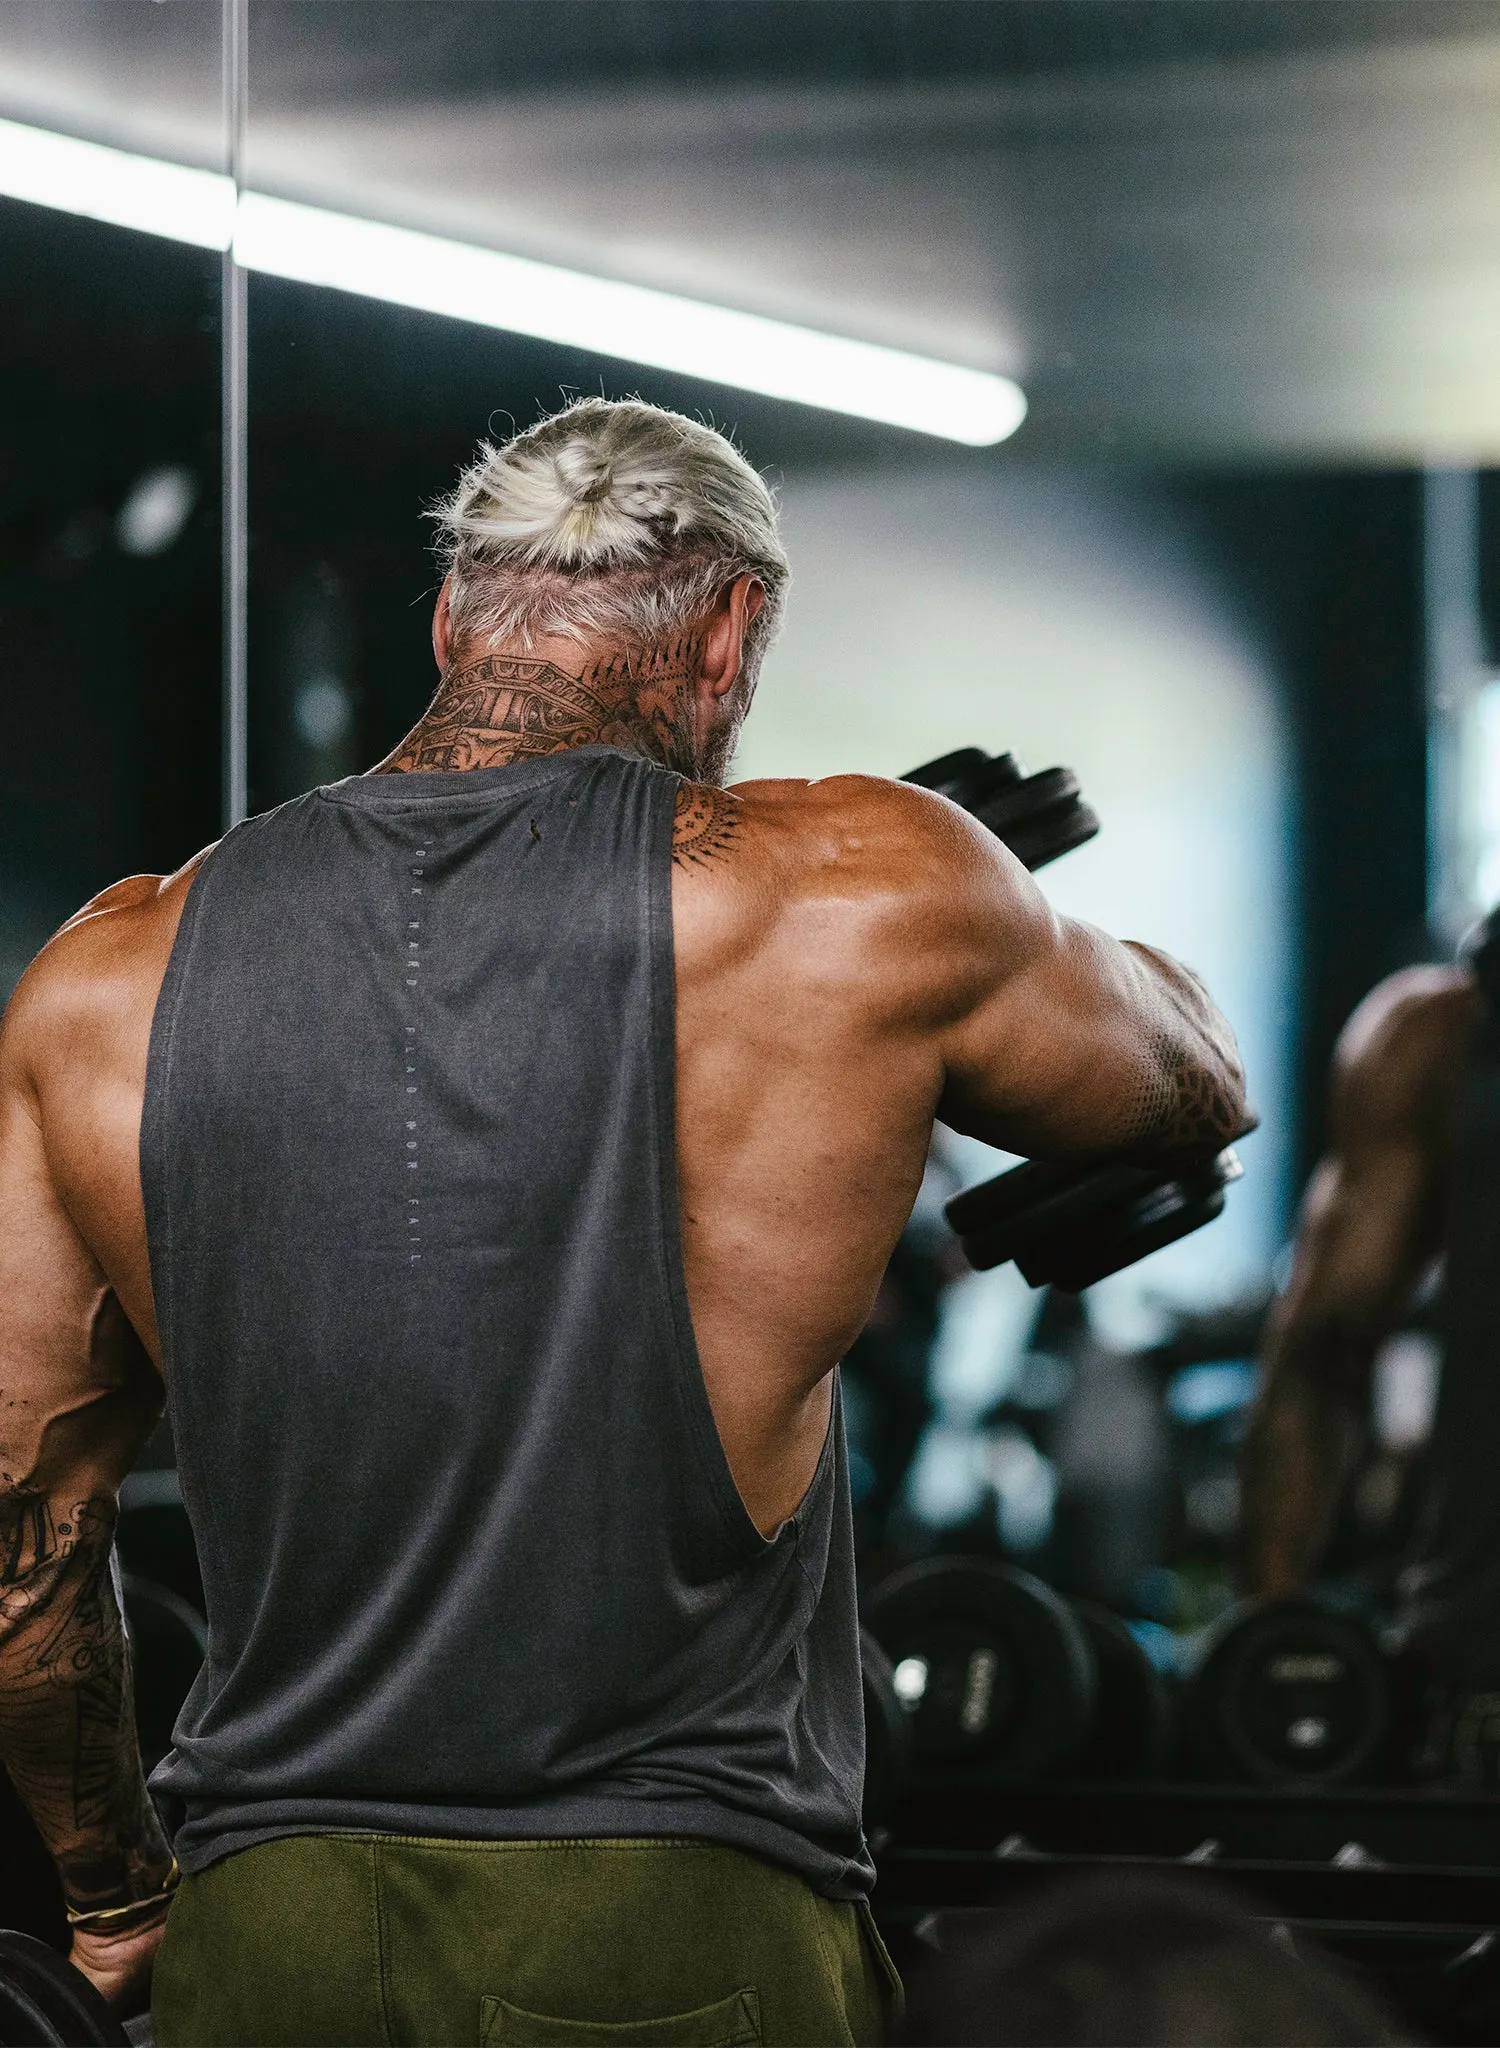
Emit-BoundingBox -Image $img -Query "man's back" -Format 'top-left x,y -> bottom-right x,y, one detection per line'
12,757 -> 1237,1534
0,397 -> 1248,2035
107,748 -> 869,1893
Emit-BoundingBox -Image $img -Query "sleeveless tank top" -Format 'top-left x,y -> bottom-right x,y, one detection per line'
141,747 -> 872,1899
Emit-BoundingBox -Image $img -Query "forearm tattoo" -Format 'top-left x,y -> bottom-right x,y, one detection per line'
0,1487 -> 170,1907
672,782 -> 741,870
382,637 -> 705,778
1123,1031 -> 1244,1157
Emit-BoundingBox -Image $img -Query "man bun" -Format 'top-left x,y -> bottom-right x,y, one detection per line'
439,397 -> 780,574
433,398 -> 789,670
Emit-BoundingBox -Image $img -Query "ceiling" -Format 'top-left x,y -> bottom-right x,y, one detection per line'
2,0 -> 1499,463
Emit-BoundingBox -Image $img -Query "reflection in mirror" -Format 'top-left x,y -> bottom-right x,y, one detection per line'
0,2 -> 223,991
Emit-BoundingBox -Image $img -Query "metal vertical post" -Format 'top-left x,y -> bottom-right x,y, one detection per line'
1424,468 -> 1484,948
222,0 -> 249,829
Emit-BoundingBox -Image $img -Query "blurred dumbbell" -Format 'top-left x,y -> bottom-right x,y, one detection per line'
122,1572 -> 206,1772
902,748 -> 1099,872
860,1628 -> 915,1827
865,1558 -> 1172,1787
117,1470 -> 202,1612
1188,1596 -> 1395,1787
1070,1598 -> 1177,1780
0,1930 -> 128,2045
946,1148 -> 1244,1294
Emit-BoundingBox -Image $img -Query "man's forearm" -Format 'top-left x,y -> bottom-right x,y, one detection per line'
0,1489 -> 172,1907
1120,943 -> 1251,1167
1237,1364 -> 1364,1598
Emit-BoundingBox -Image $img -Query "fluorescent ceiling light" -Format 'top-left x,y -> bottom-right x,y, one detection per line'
0,116 -> 233,248
235,194 -> 1025,444
0,116 -> 1026,446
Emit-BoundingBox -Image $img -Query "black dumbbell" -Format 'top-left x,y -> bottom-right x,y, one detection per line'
123,1572 -> 207,1772
1070,1598 -> 1177,1780
946,1148 -> 1244,1294
0,1930 -> 129,2046
865,1558 -> 1171,1787
902,748 -> 1099,872
1188,1596 -> 1394,1787
860,1628 -> 915,1827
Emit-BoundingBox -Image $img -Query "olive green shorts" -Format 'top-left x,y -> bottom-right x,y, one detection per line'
151,1834 -> 900,2047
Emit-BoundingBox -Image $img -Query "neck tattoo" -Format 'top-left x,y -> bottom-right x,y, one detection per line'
379,638 -> 745,871
380,638 -> 706,777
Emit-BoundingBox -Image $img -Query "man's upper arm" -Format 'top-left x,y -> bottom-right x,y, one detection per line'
1270,972 -> 1468,1381
919,794 -> 1247,1164
0,963 -> 162,1556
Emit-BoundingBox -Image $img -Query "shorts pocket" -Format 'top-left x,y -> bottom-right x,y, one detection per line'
479,1986 -> 761,2046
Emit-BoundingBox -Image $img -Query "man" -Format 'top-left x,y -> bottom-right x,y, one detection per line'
1238,927 -> 1500,1780
0,397 -> 1248,2043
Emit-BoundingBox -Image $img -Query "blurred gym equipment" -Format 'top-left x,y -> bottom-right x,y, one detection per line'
864,1558 -> 1172,1789
859,1628 -> 914,1828
870,1778 -> 1500,2047
868,1558 -> 1096,1787
1070,1599 -> 1177,1781
121,1575 -> 206,1776
1187,1597 -> 1396,1790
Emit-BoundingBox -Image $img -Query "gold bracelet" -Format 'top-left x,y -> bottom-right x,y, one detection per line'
66,1859 -> 180,1933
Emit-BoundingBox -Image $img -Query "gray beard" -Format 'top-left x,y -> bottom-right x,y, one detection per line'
671,681 -> 751,787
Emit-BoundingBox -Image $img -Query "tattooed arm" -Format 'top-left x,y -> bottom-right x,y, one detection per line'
1237,970 -> 1467,1597
920,787 -> 1250,1166
0,964 -> 173,2005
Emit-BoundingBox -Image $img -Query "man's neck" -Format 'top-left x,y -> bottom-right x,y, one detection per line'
376,635 -> 704,776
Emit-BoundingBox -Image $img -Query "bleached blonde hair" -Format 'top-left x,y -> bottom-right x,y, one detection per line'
433,398 -> 789,684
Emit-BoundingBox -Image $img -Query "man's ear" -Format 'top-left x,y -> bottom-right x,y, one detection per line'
700,575 -> 766,699
432,576 -> 455,672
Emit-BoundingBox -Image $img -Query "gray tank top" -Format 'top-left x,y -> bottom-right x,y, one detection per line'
142,746 -> 872,1899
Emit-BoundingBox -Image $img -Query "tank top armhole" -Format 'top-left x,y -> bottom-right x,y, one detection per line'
643,765 -> 772,1571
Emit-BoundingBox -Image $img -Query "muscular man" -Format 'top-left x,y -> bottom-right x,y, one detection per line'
1239,933 -> 1500,1778
0,398 -> 1247,2044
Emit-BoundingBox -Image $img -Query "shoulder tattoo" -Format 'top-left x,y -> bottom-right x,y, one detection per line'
672,782 -> 741,870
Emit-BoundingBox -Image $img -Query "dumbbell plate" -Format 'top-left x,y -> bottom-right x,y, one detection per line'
0,1930 -> 129,2046
950,1150 -> 1243,1294
866,1559 -> 1096,1785
1192,1598 -> 1391,1787
901,751 -> 1099,873
860,1627 -> 914,1826
1069,1600 -> 1176,1780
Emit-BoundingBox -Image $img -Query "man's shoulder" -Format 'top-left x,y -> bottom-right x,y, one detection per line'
1340,964 -> 1477,1068
1334,964 -> 1479,1129
0,853 -> 212,1082
727,770 -> 998,888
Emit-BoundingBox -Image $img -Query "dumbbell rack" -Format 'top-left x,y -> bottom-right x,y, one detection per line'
872,1782 -> 1500,2043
